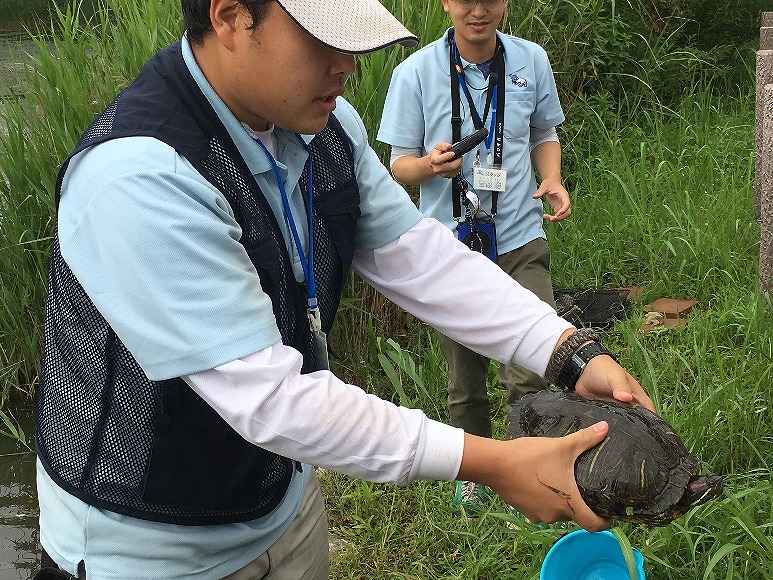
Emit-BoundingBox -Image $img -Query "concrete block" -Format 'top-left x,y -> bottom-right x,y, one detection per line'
763,27 -> 773,50
755,51 -> 773,211
643,298 -> 698,319
761,85 -> 773,294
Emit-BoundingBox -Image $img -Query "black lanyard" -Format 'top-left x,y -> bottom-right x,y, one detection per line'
449,30 -> 506,220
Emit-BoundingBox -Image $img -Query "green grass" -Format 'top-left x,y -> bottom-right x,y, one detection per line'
0,0 -> 770,577
0,0 -> 181,402
329,11 -> 771,578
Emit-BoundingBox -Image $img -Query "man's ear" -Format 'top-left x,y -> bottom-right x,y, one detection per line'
209,0 -> 243,51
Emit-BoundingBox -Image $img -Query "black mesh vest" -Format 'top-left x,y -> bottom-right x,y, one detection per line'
36,43 -> 360,525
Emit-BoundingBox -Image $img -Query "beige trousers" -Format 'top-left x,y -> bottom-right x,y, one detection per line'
223,470 -> 330,580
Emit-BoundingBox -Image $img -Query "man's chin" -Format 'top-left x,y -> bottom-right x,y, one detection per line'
288,115 -> 331,136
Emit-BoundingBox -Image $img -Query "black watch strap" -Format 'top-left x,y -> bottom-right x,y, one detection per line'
556,341 -> 616,391
545,328 -> 599,384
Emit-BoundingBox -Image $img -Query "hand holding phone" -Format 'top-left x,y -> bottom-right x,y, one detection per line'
449,128 -> 488,161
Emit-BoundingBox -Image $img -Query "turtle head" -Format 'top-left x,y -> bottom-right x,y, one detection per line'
675,473 -> 724,514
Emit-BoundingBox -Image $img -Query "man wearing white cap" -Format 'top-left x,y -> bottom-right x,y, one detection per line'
34,1 -> 653,578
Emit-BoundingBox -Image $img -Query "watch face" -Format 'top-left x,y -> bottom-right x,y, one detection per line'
462,231 -> 493,255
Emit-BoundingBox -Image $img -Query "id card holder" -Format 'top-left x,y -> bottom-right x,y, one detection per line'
308,308 -> 329,371
473,166 -> 507,192
311,329 -> 330,371
456,216 -> 498,263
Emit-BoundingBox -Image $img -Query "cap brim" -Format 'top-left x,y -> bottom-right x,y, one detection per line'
276,0 -> 419,54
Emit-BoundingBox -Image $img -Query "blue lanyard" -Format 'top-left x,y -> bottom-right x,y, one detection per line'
254,134 -> 318,313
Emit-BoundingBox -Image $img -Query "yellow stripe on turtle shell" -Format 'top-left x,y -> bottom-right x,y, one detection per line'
588,437 -> 610,475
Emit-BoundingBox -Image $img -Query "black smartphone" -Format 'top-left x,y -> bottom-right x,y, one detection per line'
449,128 -> 488,160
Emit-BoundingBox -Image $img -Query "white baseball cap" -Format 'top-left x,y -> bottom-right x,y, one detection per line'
276,0 -> 419,54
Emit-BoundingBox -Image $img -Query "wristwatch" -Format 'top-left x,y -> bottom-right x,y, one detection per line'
556,341 -> 616,391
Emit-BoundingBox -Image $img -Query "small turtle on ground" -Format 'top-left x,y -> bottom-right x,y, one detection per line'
507,389 -> 723,526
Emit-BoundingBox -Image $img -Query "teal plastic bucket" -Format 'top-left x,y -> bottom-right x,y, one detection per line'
540,530 -> 645,580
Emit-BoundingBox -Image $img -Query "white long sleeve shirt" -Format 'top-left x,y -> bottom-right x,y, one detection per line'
183,217 -> 572,485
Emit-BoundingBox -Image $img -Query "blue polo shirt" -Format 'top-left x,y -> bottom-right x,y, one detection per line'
38,36 -> 422,580
377,28 -> 564,254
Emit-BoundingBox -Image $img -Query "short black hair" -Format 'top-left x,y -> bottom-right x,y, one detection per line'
181,0 -> 274,45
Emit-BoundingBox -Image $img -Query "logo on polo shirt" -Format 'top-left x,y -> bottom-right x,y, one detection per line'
509,74 -> 527,88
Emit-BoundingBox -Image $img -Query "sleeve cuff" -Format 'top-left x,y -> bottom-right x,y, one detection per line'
408,419 -> 465,482
512,316 -> 575,377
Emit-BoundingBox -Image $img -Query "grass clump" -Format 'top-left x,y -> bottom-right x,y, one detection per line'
0,0 -> 180,403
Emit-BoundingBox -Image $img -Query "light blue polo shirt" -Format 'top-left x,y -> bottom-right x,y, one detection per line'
38,36 -> 422,579
377,28 -> 564,255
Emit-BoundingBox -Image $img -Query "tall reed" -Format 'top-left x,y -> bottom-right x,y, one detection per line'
0,0 -> 179,402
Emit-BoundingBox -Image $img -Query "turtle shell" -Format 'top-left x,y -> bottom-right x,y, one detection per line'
507,390 -> 708,526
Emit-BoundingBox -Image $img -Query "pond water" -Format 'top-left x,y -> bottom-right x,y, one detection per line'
1,31 -> 44,580
0,410 -> 38,580
1,31 -> 40,148
0,31 -> 34,98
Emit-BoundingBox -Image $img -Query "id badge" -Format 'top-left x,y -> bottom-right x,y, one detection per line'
308,307 -> 329,370
312,329 -> 330,371
473,166 -> 507,192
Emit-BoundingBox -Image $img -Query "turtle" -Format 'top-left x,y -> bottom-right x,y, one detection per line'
507,389 -> 723,526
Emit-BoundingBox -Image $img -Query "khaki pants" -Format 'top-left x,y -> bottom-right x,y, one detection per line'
223,470 -> 330,580
437,238 -> 556,438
